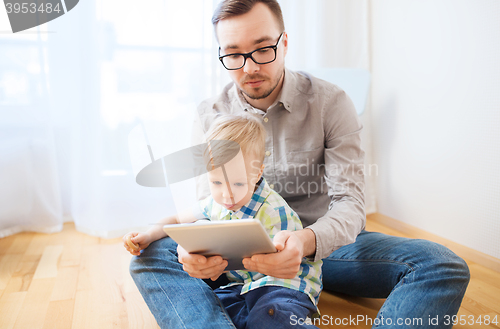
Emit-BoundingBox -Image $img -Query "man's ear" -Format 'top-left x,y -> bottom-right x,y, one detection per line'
282,32 -> 288,57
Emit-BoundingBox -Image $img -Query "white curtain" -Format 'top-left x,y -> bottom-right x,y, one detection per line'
0,0 -> 372,239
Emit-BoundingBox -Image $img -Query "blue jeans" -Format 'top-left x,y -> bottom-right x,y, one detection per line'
215,285 -> 318,329
130,230 -> 470,329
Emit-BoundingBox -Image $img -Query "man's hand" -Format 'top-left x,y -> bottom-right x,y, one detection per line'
177,245 -> 228,281
242,229 -> 315,279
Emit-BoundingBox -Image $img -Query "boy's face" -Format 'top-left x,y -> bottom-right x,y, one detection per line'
207,150 -> 264,211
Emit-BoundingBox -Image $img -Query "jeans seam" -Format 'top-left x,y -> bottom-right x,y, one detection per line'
137,257 -> 188,329
331,258 -> 418,272
440,274 -> 470,318
195,278 -> 236,328
373,267 -> 416,328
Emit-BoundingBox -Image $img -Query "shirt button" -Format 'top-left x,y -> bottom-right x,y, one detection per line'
265,151 -> 271,156
268,308 -> 275,316
263,117 -> 269,123
269,184 -> 275,189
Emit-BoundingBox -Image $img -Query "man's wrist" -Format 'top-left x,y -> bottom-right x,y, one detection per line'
294,228 -> 317,258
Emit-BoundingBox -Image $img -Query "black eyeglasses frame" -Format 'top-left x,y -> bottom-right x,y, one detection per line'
218,32 -> 285,70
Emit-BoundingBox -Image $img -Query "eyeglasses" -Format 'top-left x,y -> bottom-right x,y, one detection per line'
218,33 -> 284,70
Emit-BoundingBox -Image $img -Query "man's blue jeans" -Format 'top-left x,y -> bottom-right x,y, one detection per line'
129,230 -> 470,328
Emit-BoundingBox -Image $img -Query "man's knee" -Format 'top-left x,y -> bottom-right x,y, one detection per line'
415,239 -> 470,286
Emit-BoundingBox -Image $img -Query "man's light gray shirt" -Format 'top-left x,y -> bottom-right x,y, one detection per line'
194,68 -> 366,262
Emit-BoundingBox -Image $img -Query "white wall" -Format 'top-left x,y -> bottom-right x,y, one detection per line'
370,0 -> 500,258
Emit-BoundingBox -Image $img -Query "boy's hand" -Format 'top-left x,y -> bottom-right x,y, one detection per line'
123,232 -> 152,256
242,230 -> 305,279
177,245 -> 228,281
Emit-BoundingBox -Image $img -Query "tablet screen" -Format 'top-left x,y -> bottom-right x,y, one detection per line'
164,219 -> 277,270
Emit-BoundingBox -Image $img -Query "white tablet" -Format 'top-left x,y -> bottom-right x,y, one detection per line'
163,219 -> 277,271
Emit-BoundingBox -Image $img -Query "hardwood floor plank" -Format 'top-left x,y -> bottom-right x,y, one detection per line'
1,219 -> 498,328
3,277 -> 27,295
50,266 -> 79,301
468,262 -> 500,289
0,291 -> 27,329
33,245 -> 64,279
59,244 -> 83,268
0,254 -> 23,290
5,233 -> 34,255
100,244 -> 128,304
42,299 -> 75,329
55,223 -> 85,268
125,290 -> 160,329
13,278 -> 56,329
75,244 -> 100,292
365,219 -> 413,239
461,278 -> 500,318
3,255 -> 39,294
122,254 -> 137,294
72,290 -> 126,329
71,290 -> 100,329
457,307 -> 500,329
24,233 -> 53,257
49,223 -> 80,245
0,235 -> 16,255
80,232 -> 100,246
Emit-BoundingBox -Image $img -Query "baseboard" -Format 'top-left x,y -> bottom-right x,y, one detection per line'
367,213 -> 500,273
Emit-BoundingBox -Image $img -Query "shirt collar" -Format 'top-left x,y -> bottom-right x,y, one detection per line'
231,68 -> 296,114
278,67 -> 296,112
220,177 -> 272,220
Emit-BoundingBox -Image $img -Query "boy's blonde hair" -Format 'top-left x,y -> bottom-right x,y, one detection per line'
205,113 -> 266,170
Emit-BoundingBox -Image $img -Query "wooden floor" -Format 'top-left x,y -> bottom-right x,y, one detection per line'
0,214 -> 499,328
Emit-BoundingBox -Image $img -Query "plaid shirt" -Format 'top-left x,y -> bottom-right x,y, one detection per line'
198,177 -> 323,306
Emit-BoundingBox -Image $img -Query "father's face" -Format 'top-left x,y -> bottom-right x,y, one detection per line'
216,3 -> 288,104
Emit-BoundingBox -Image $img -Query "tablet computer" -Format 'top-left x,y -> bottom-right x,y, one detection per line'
163,219 -> 277,271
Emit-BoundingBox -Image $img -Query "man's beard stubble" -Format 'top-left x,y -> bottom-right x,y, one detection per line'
239,69 -> 284,100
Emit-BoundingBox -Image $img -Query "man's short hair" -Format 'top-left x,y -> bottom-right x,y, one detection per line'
204,113 -> 267,170
212,0 -> 285,32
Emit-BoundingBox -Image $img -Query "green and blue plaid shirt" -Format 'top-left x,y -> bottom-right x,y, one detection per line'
198,177 -> 323,306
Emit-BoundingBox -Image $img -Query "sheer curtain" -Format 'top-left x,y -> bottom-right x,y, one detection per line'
0,0 -> 372,239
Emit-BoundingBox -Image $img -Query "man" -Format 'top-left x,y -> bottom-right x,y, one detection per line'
130,1 -> 470,328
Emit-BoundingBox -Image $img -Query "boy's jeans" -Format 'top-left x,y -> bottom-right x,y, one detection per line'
215,285 -> 318,329
130,230 -> 470,329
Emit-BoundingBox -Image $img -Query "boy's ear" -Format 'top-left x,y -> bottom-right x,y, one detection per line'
250,163 -> 265,185
257,164 -> 265,180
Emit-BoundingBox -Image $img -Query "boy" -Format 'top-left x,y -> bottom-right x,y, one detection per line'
124,113 -> 322,328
